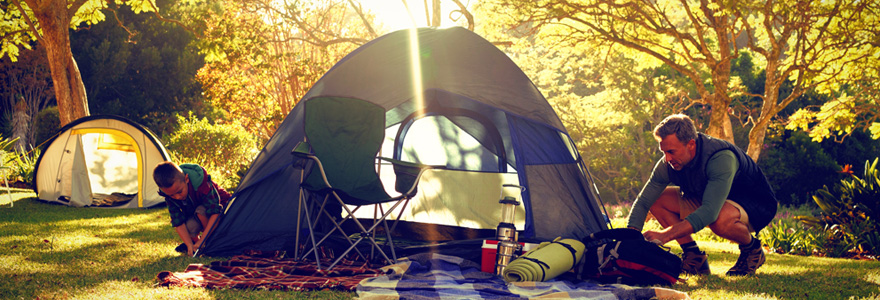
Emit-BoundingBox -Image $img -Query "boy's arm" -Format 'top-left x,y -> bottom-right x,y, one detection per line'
194,213 -> 220,251
175,224 -> 195,256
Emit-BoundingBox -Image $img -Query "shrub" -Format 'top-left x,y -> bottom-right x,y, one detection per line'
11,148 -> 40,188
759,130 -> 840,205
33,106 -> 60,149
163,113 -> 259,191
795,158 -> 880,257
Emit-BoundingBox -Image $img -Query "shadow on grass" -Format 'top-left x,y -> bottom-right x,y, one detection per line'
675,249 -> 880,299
2,194 -> 355,299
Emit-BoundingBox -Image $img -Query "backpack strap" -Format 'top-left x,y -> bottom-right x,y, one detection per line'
585,228 -> 644,243
551,240 -> 580,270
517,256 -> 551,281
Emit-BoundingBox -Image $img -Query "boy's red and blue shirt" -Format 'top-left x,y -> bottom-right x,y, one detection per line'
164,164 -> 227,227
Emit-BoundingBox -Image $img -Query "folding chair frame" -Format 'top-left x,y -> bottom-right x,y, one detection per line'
292,142 -> 433,270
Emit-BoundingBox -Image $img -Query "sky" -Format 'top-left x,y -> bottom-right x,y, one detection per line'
359,0 -> 462,33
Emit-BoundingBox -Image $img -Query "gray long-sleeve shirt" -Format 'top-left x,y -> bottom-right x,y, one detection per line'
626,150 -> 738,233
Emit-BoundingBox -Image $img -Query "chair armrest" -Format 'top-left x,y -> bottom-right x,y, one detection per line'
378,157 -> 445,196
291,141 -> 313,159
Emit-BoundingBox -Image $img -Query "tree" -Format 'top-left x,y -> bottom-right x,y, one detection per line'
0,43 -> 54,149
484,0 -> 880,160
68,0 -> 206,136
1,0 -> 173,126
194,0 -> 379,141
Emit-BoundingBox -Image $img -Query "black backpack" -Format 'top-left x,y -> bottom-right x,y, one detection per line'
576,228 -> 682,286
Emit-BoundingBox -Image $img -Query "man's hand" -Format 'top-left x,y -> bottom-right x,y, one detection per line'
643,221 -> 696,245
643,228 -> 671,245
186,244 -> 194,256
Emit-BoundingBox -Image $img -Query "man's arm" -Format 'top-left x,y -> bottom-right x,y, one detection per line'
626,159 -> 671,230
682,150 -> 738,232
642,151 -> 738,244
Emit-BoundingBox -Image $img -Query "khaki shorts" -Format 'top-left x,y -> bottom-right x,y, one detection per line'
184,205 -> 207,238
680,196 -> 754,233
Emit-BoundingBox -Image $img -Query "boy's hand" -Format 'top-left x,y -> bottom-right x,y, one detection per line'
186,244 -> 194,256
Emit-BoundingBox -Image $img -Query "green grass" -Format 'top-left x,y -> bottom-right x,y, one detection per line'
2,192 -> 879,299
0,191 -> 350,300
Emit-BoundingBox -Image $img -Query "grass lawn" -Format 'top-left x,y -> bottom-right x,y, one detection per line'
2,191 -> 879,299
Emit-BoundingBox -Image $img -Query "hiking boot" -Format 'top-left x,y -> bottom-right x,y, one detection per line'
727,239 -> 766,276
174,243 -> 188,253
681,250 -> 710,275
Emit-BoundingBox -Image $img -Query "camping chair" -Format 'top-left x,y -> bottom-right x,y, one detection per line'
291,96 -> 439,270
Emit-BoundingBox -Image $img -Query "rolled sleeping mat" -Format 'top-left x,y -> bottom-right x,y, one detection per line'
502,237 -> 585,282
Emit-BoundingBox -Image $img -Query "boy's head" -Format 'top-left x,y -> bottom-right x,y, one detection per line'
153,161 -> 189,200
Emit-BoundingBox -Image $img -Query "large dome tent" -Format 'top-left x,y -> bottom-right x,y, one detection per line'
199,27 -> 611,257
33,115 -> 170,208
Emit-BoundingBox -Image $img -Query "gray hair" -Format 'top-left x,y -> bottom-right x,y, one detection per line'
653,114 -> 697,143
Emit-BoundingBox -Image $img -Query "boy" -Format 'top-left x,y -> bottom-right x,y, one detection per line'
153,161 -> 231,256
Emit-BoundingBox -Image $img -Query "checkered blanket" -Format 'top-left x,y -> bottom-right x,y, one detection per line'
356,253 -> 690,300
155,250 -> 385,291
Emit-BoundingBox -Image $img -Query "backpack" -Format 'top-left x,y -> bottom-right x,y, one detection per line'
576,228 -> 682,286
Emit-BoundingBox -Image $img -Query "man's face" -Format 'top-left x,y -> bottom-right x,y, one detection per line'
159,175 -> 189,200
657,134 -> 696,171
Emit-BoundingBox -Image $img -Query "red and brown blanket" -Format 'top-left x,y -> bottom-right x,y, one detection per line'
155,250 -> 385,291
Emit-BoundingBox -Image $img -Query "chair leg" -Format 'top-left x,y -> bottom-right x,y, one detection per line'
359,198 -> 409,265
296,190 -> 324,269
300,194 -> 367,264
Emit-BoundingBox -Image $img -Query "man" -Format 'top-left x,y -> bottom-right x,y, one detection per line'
627,114 -> 778,276
154,161 -> 231,256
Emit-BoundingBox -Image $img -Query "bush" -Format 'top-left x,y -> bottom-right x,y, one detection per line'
795,158 -> 880,257
10,148 -> 40,188
33,106 -> 60,149
163,113 -> 259,191
759,130 -> 840,205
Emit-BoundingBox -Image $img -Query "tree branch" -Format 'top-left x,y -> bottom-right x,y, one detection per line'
68,0 -> 91,19
146,0 -> 204,39
449,0 -> 474,31
11,0 -> 42,42
346,0 -> 378,38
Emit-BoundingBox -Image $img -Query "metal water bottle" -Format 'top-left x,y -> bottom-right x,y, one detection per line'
495,184 -> 524,275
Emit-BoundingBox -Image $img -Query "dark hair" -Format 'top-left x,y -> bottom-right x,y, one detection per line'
653,114 -> 697,143
153,161 -> 185,188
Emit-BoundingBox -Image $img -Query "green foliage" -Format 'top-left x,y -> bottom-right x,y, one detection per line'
0,135 -> 20,181
164,114 -> 258,191
33,106 -> 60,149
795,158 -> 880,257
69,0 -> 206,137
8,148 -> 39,188
2,0 -> 159,62
759,130 -> 840,205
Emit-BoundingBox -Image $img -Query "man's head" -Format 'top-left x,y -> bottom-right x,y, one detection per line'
653,114 -> 697,171
153,161 -> 189,200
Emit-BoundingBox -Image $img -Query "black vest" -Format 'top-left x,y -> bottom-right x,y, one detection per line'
667,133 -> 778,232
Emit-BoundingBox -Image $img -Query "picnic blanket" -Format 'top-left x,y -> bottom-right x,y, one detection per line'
356,253 -> 690,300
155,250 -> 385,291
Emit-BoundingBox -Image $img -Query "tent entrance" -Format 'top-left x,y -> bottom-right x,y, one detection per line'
350,168 -> 524,241
65,129 -> 143,207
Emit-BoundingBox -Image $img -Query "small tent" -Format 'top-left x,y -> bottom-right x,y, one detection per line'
200,27 -> 609,257
34,115 -> 170,208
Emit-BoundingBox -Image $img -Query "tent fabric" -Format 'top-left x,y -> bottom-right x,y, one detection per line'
200,27 -> 609,257
33,115 -> 170,208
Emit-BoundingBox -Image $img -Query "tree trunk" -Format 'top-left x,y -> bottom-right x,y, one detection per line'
744,60 -> 783,161
431,0 -> 441,26
31,0 -> 90,126
704,94 -> 734,144
746,121 -> 768,161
